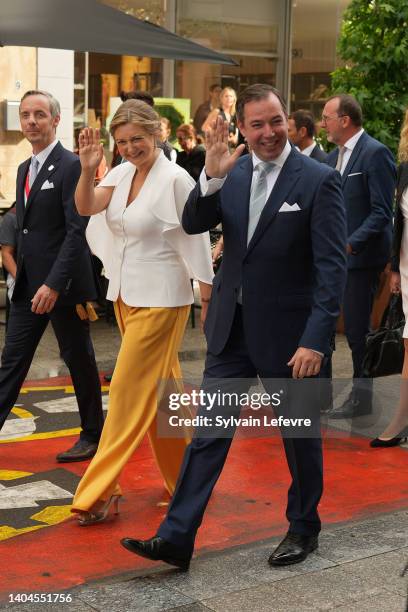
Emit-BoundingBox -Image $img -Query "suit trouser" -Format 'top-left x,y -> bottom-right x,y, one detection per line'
343,267 -> 382,401
0,297 -> 104,442
158,306 -> 323,552
71,299 -> 191,513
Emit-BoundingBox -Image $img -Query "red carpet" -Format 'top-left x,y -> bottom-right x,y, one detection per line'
0,377 -> 407,598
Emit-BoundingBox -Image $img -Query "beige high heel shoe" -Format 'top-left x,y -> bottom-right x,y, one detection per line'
77,495 -> 121,526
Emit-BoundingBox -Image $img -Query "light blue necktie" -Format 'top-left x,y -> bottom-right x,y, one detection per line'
237,161 -> 275,304
29,156 -> 39,188
247,161 -> 275,245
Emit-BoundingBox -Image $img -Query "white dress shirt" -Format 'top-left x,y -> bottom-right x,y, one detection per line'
300,141 -> 317,157
337,129 -> 364,174
199,140 -> 292,198
86,152 -> 213,307
32,139 -> 59,173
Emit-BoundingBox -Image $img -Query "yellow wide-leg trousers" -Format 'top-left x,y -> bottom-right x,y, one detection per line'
71,298 -> 191,513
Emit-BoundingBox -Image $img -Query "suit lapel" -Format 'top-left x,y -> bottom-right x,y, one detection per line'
245,149 -> 302,257
24,142 -> 62,216
16,159 -> 30,228
233,155 -> 253,250
326,149 -> 337,168
341,131 -> 367,186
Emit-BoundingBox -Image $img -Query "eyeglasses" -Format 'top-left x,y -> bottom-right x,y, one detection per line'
321,114 -> 347,124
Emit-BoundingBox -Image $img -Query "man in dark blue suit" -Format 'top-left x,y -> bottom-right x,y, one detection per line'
0,90 -> 104,460
288,109 -> 328,163
121,84 -> 347,569
322,94 -> 396,418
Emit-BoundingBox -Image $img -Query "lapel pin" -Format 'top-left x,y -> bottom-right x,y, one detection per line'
48,164 -> 54,171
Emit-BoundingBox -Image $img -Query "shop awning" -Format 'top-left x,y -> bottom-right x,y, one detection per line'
0,0 -> 237,65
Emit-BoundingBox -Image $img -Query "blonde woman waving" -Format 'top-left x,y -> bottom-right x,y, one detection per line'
71,100 -> 213,524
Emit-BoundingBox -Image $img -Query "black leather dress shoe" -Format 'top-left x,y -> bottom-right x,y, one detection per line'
121,536 -> 191,571
268,532 -> 318,566
56,439 -> 98,463
328,397 -> 372,419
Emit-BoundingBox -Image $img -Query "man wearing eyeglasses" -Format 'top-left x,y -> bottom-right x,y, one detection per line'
322,94 -> 396,418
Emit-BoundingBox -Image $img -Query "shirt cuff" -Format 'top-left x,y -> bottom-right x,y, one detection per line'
199,168 -> 227,196
311,349 -> 324,358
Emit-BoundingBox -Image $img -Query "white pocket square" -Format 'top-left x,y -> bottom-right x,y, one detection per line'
40,180 -> 54,190
278,202 -> 301,212
347,172 -> 363,177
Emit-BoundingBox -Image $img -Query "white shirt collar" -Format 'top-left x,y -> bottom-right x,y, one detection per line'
300,141 -> 317,157
343,128 -> 364,152
252,139 -> 292,170
32,139 -> 59,172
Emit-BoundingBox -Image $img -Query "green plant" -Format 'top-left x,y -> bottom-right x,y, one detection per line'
331,0 -> 408,154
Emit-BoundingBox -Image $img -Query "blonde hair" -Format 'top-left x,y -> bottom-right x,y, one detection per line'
109,99 -> 161,137
221,87 -> 237,116
398,109 -> 408,163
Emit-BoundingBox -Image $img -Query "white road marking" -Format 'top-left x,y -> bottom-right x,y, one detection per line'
0,480 -> 72,509
34,395 -> 108,413
0,418 -> 37,440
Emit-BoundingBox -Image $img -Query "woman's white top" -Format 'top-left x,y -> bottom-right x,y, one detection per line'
86,151 -> 213,307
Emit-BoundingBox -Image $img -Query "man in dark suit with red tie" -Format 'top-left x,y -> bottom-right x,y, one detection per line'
0,90 -> 103,461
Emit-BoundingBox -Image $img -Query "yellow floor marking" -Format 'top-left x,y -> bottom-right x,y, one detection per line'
10,407 -> 34,419
21,386 -> 74,392
0,428 -> 80,443
0,525 -> 43,541
0,505 -> 72,541
30,505 -> 72,525
0,470 -> 33,480
20,385 -> 110,392
2,384 -> 109,444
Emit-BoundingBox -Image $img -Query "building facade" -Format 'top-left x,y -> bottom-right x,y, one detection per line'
0,0 -> 349,203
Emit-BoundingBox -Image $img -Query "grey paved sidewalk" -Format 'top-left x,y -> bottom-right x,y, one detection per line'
0,311 -> 208,380
1,511 -> 408,611
0,312 -> 353,381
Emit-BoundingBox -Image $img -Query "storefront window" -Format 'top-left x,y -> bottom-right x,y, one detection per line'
99,0 -> 165,25
74,52 -> 88,150
86,0 -> 166,145
175,0 -> 285,120
290,0 -> 350,117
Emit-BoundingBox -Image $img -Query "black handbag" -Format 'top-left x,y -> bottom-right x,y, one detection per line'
362,293 -> 405,377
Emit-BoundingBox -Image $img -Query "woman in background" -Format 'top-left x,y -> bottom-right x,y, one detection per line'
176,124 -> 206,181
371,109 -> 408,448
202,86 -> 238,147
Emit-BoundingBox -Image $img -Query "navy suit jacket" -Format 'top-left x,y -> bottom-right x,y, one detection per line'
310,144 -> 328,163
182,147 -> 347,374
327,131 -> 396,270
14,142 -> 98,306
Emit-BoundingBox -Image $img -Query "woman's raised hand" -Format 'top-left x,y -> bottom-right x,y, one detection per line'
78,127 -> 104,172
204,116 -> 245,178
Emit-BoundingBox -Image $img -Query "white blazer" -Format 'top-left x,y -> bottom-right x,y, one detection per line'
86,152 -> 213,307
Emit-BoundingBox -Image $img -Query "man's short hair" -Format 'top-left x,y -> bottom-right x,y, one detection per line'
20,90 -> 61,118
289,109 -> 316,138
328,94 -> 363,127
209,83 -> 221,92
120,90 -> 154,107
236,84 -> 287,122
